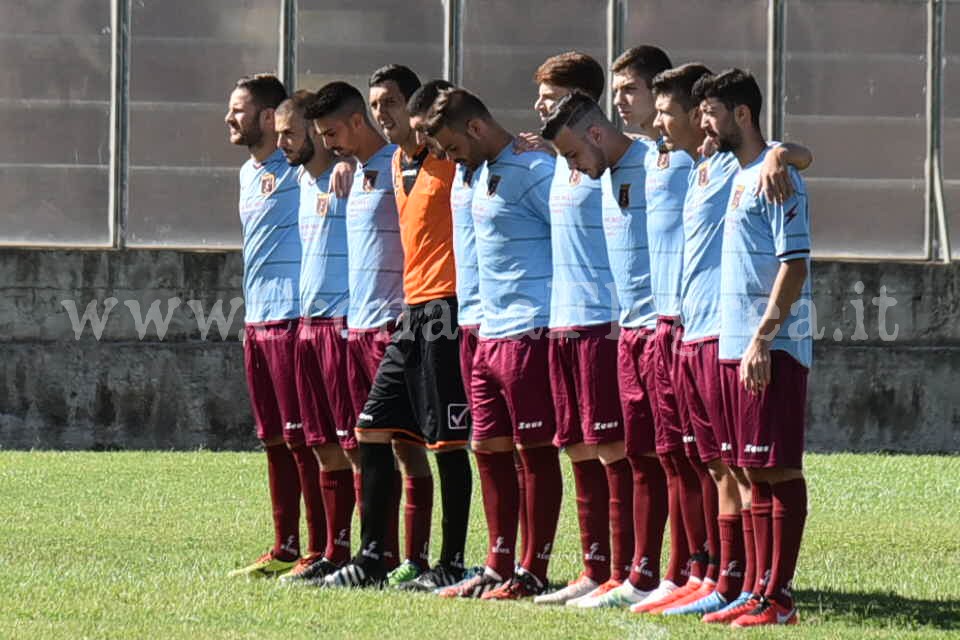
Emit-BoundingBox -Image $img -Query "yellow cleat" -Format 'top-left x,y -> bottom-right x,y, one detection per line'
228,551 -> 298,578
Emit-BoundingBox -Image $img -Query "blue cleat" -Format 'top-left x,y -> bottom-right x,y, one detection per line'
663,590 -> 730,616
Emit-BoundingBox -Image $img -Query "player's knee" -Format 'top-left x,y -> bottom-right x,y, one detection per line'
357,429 -> 393,444
393,440 -> 431,476
313,443 -> 350,470
471,437 -> 514,453
597,440 -> 626,465
261,436 -> 286,448
564,441 -> 597,462
706,458 -> 732,483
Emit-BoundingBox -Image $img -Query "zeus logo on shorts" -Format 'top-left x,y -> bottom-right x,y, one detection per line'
284,421 -> 303,431
447,404 -> 470,430
745,443 -> 771,454
593,420 -> 620,431
518,420 -> 544,430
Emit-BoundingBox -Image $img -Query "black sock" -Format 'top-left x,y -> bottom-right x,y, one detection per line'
435,448 -> 472,568
357,442 -> 395,573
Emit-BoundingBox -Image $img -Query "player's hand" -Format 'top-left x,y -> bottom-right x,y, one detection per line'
329,159 -> 356,197
514,132 -> 555,156
757,146 -> 793,203
739,337 -> 771,395
698,136 -> 718,158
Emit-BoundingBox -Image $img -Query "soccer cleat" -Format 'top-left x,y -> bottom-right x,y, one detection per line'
731,598 -> 798,627
650,579 -> 715,613
702,593 -> 759,624
227,550 -> 298,578
279,554 -> 338,585
437,568 -> 504,598
323,557 -> 385,589
566,578 -> 621,607
532,573 -> 599,605
481,569 -> 546,601
386,560 -> 423,588
629,580 -> 680,613
398,562 -> 464,592
577,580 -> 651,609
635,577 -> 701,613
662,589 -> 730,616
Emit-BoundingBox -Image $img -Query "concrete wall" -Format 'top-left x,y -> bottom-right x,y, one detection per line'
0,248 -> 957,453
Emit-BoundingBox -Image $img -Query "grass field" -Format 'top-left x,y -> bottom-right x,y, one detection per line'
1,452 -> 958,639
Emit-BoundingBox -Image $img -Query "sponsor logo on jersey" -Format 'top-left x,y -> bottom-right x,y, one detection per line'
260,173 -> 276,195
363,170 -> 378,191
618,183 -> 630,208
487,174 -> 501,196
569,169 -> 581,185
731,184 -> 745,208
316,192 -> 330,216
657,151 -> 670,169
698,163 -> 709,187
448,403 -> 470,430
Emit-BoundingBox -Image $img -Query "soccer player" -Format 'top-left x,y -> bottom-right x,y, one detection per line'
646,65 -> 812,619
355,65 -> 474,592
538,92 -> 666,609
526,52 -> 634,607
224,74 -> 318,578
426,89 -> 563,600
271,90 -> 360,583
303,81 -> 404,586
699,69 -> 812,628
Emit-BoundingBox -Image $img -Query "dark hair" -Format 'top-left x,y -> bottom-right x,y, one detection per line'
651,63 -> 713,111
534,51 -> 605,101
369,64 -> 422,101
305,81 -> 366,120
424,88 -> 492,136
275,89 -> 315,119
234,73 -> 287,110
408,79 -> 456,118
540,92 -> 607,141
611,45 -> 673,88
691,68 -> 763,128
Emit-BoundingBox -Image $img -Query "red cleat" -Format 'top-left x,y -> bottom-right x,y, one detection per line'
731,599 -> 798,627
635,578 -> 701,614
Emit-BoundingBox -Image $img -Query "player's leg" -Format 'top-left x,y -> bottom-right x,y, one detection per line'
388,439 -> 433,586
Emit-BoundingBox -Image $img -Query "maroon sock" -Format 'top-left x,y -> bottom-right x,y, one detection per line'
767,478 -> 808,608
404,475 -> 433,567
741,508 -> 756,596
383,469 -> 402,570
475,450 -> 520,578
290,446 -> 325,556
751,482 -> 774,596
660,453 -> 690,585
675,453 -> 708,580
515,452 -> 528,560
604,458 -> 634,582
695,461 -> 721,581
265,444 -> 301,560
627,455 -> 668,591
353,472 -> 363,508
571,458 -> 611,583
519,445 -> 563,582
319,469 -> 355,565
715,514 -> 746,600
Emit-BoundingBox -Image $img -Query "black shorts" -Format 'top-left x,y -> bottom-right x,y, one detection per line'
356,297 -> 471,449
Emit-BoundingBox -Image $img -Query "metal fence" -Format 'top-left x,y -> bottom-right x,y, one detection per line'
0,0 -> 954,260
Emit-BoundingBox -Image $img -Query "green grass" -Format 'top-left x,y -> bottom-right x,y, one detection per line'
1,452 -> 958,639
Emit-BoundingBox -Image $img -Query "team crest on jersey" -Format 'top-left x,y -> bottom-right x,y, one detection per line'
316,192 -> 330,216
698,164 -> 709,187
260,173 -> 276,195
487,174 -> 501,196
363,170 -> 378,191
731,184 -> 745,208
569,169 -> 581,185
657,151 -> 670,169
618,184 -> 631,208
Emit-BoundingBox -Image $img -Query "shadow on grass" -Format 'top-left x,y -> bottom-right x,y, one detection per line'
798,588 -> 960,630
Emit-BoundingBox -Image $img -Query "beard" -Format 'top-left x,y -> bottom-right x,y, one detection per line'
234,119 -> 263,148
716,128 -> 742,153
285,136 -> 315,167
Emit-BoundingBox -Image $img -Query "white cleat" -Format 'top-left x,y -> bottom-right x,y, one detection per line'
578,581 -> 652,608
533,574 -> 599,606
629,579 -> 680,613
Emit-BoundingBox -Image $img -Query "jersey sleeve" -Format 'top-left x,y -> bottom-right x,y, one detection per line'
521,157 -> 554,224
768,169 -> 811,261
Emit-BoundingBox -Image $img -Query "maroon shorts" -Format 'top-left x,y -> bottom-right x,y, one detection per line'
651,317 -> 693,456
618,326 -> 658,458
719,350 -> 808,469
244,320 -> 304,444
459,324 -> 480,409
549,323 -> 624,448
295,317 -> 357,450
471,332 -> 556,445
346,326 -> 393,418
678,338 -> 727,465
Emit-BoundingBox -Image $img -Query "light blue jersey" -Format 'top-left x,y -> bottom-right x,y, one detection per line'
602,138 -> 657,330
679,151 -> 740,341
720,146 -> 812,368
646,146 -> 695,319
548,161 -> 617,328
345,143 -> 404,329
238,148 -> 301,323
451,162 -> 482,326
298,165 -> 349,319
471,143 -> 554,338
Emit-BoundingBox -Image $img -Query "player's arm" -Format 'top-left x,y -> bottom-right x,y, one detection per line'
329,157 -> 357,197
757,143 -> 814,203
